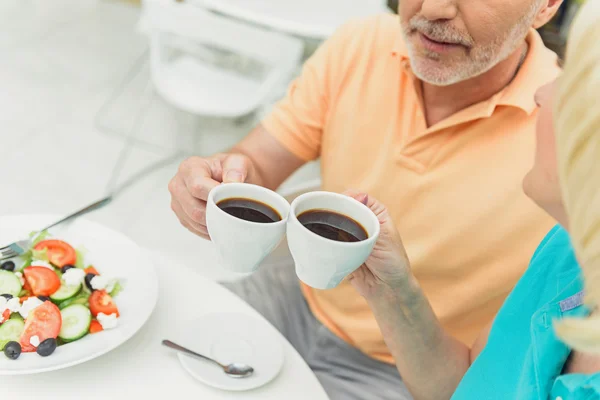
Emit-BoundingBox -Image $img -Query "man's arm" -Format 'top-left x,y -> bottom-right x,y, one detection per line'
228,124 -> 305,190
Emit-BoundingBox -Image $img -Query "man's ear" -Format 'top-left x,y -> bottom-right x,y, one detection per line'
533,0 -> 564,29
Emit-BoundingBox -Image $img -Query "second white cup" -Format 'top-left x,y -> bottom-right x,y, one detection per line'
286,191 -> 380,289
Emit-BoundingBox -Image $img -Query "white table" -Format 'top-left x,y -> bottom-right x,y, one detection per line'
1,251 -> 329,400
199,0 -> 390,39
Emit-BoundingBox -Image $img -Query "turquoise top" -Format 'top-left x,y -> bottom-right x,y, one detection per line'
451,226 -> 600,400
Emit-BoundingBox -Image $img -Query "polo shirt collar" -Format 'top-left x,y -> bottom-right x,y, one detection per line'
496,29 -> 560,114
392,28 -> 560,116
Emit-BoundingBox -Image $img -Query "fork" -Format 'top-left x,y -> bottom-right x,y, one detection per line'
0,195 -> 113,261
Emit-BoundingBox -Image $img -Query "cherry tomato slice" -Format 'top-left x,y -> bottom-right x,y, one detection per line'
33,240 -> 76,268
20,301 -> 61,352
89,320 -> 103,334
89,290 -> 119,318
23,267 -> 61,297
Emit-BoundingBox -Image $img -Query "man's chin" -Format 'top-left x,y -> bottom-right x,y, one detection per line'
410,59 -> 465,87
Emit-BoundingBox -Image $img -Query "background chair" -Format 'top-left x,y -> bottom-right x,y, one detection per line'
144,1 -> 304,119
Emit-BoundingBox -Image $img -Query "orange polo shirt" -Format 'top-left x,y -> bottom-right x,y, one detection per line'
262,15 -> 560,363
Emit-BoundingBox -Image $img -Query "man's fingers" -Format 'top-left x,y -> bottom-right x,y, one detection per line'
182,220 -> 210,240
171,199 -> 210,239
170,175 -> 208,224
221,154 -> 251,183
179,157 -> 220,201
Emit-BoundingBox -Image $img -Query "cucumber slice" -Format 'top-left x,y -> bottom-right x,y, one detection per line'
9,313 -> 23,322
59,304 -> 91,342
0,319 -> 25,350
50,283 -> 81,302
58,293 -> 89,310
0,271 -> 22,296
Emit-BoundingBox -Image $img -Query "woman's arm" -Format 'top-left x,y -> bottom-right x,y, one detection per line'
366,276 -> 474,400
346,192 -> 491,400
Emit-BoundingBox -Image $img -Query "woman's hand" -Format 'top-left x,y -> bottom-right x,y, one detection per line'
345,191 -> 413,300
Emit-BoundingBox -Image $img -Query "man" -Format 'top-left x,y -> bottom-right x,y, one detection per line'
168,0 -> 563,398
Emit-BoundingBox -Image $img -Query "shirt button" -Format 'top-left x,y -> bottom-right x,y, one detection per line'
556,396 -> 563,400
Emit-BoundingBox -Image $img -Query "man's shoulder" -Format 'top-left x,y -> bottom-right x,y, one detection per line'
327,13 -> 406,60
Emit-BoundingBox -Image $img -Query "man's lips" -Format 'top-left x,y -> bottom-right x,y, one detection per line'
418,32 -> 464,53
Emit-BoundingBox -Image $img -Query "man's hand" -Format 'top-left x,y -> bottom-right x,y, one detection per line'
168,153 -> 257,240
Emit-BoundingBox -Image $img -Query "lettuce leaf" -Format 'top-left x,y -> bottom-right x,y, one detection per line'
75,247 -> 87,269
29,230 -> 50,247
109,281 -> 123,298
30,248 -> 48,262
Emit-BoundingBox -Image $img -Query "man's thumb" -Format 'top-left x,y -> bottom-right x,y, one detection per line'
221,155 -> 249,183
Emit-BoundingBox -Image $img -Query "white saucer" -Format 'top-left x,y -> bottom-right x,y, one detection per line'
177,312 -> 284,391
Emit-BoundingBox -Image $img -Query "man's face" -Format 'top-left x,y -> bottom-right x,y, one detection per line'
399,0 -> 543,86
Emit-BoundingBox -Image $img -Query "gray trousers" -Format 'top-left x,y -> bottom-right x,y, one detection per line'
222,262 -> 411,400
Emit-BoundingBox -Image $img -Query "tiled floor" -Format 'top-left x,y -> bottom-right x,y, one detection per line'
1,0 -> 320,280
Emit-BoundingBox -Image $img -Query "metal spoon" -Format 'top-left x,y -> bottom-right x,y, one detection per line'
162,339 -> 254,378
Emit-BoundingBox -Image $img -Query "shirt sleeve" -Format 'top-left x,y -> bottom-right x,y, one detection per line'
550,373 -> 600,399
261,20 -> 360,162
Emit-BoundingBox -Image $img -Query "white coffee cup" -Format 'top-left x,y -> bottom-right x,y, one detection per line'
287,191 -> 380,289
206,183 -> 290,274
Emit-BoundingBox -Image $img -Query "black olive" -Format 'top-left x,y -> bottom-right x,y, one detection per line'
36,338 -> 57,357
0,261 -> 15,271
37,296 -> 50,302
1,293 -> 13,300
4,341 -> 21,360
60,264 -> 75,274
84,273 -> 96,291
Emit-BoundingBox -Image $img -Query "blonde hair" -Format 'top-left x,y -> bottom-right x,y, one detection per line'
553,0 -> 600,352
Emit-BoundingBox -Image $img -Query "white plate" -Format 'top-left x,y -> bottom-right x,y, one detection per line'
0,214 -> 158,375
177,312 -> 284,391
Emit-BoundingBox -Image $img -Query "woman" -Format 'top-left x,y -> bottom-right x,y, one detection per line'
349,1 -> 600,398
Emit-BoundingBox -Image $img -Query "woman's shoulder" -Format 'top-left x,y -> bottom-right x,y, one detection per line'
491,225 -> 579,325
528,225 -> 578,276
530,225 -> 572,261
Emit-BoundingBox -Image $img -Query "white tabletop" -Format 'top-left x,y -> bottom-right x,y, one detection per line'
199,0 -> 390,39
1,251 -> 329,400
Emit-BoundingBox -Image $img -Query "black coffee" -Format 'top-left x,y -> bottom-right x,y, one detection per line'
297,210 -> 368,242
217,197 -> 281,223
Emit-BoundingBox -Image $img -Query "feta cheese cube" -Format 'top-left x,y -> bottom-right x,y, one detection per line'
97,312 -> 118,330
62,268 -> 85,286
19,297 -> 43,319
30,260 -> 54,270
29,335 -> 40,348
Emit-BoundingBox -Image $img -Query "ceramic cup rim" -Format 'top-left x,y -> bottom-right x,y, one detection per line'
288,191 -> 380,247
207,182 -> 290,227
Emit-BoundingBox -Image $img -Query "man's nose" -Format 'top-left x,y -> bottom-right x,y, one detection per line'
420,0 -> 458,21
